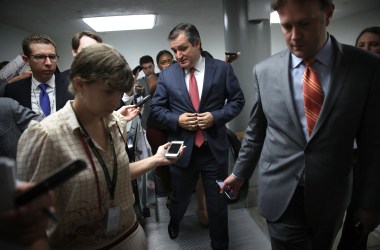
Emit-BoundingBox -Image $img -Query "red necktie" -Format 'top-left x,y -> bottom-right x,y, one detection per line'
189,67 -> 204,147
303,59 -> 323,136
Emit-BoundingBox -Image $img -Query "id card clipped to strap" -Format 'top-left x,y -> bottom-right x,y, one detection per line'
106,206 -> 121,233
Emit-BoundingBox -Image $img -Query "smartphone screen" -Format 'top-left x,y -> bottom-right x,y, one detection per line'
165,141 -> 184,158
216,180 -> 237,200
168,143 -> 181,154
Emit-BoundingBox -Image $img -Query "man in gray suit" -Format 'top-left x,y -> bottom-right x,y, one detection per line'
223,0 -> 380,249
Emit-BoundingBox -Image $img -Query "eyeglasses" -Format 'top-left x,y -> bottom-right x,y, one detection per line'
29,54 -> 59,63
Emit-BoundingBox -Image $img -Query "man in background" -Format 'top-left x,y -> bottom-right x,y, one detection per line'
3,34 -> 72,116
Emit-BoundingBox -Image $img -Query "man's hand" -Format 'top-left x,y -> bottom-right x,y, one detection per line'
197,112 -> 214,129
354,208 -> 380,237
178,113 -> 199,131
117,105 -> 141,121
221,174 -> 245,196
8,69 -> 32,83
134,82 -> 144,95
0,182 -> 55,246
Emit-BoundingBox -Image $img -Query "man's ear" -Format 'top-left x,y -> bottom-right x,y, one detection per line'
195,38 -> 201,49
22,54 -> 30,66
72,49 -> 78,57
325,3 -> 335,26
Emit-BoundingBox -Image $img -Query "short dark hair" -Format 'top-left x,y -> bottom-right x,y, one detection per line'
156,50 -> 173,64
71,30 -> 103,51
168,23 -> 200,47
22,34 -> 57,57
355,26 -> 380,46
139,55 -> 154,66
271,0 -> 333,11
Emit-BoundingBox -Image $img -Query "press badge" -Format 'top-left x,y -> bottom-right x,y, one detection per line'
106,206 -> 121,233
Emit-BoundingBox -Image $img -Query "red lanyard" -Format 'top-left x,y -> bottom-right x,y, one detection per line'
77,130 -> 103,212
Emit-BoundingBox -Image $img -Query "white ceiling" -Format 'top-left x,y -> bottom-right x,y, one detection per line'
1,0 -> 379,40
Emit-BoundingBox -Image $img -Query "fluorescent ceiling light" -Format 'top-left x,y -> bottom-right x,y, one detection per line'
270,11 -> 280,24
83,14 -> 156,32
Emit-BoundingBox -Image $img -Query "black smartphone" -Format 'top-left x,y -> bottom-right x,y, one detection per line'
14,159 -> 87,207
225,52 -> 238,56
135,95 -> 151,108
132,65 -> 143,75
216,180 -> 237,200
165,141 -> 184,158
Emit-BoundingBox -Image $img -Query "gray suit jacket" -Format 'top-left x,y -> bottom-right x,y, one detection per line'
0,98 -> 42,159
233,36 -> 380,225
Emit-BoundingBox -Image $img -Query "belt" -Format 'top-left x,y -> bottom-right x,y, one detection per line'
97,220 -> 139,250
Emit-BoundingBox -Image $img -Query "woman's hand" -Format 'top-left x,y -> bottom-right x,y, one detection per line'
117,105 -> 141,121
154,142 -> 186,165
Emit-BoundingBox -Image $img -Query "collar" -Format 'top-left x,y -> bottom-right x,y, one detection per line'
185,55 -> 204,75
66,101 -> 120,134
32,74 -> 56,90
291,34 -> 333,69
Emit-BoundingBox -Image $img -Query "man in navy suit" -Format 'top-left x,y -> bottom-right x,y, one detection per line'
4,34 -> 73,116
151,23 -> 244,250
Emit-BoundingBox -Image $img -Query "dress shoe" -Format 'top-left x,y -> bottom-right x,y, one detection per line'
196,209 -> 209,227
168,220 -> 179,239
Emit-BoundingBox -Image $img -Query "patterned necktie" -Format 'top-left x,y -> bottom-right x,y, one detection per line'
189,67 -> 204,147
303,59 -> 323,136
39,83 -> 51,116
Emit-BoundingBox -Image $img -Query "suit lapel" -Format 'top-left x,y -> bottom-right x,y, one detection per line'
277,51 -> 307,144
311,37 -> 348,139
175,64 -> 195,112
199,58 -> 215,111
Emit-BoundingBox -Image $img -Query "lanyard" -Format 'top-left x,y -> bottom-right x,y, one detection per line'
77,119 -> 118,201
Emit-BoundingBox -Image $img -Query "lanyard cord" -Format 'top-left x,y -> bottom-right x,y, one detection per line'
77,130 -> 102,212
77,119 -> 118,201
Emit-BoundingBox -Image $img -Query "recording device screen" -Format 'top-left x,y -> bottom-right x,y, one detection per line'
167,143 -> 181,154
165,141 -> 184,158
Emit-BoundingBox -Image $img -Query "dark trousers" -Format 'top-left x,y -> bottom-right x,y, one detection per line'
337,149 -> 368,250
267,187 -> 344,250
169,143 -> 229,250
337,205 -> 368,250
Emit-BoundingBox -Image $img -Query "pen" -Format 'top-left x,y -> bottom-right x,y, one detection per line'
42,208 -> 59,224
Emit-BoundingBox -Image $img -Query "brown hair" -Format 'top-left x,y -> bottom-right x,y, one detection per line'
69,43 -> 133,94
22,34 -> 57,57
355,26 -> 380,46
71,30 -> 103,51
271,0 -> 333,11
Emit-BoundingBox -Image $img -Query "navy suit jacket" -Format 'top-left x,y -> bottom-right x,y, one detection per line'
150,57 -> 245,167
3,72 -> 73,111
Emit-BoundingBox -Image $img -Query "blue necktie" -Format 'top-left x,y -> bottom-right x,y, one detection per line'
39,83 -> 51,116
